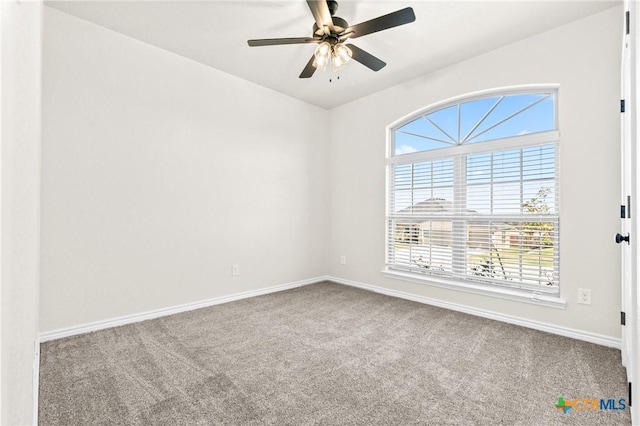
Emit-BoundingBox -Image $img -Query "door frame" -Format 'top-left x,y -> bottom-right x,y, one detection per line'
621,0 -> 638,421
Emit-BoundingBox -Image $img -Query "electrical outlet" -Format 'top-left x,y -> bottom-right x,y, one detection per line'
340,255 -> 346,265
578,288 -> 591,305
232,264 -> 240,276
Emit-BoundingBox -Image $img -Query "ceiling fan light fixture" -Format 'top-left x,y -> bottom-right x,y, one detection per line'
331,43 -> 352,71
313,41 -> 332,69
331,54 -> 347,71
314,41 -> 352,72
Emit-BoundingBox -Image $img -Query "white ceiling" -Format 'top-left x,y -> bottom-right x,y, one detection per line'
45,0 -> 620,109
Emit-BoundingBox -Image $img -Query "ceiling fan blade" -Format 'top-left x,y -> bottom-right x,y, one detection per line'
346,44 -> 386,71
307,0 -> 334,34
248,37 -> 317,47
342,7 -> 415,39
299,55 -> 317,78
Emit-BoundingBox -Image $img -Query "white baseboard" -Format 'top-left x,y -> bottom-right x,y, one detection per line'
38,276 -> 327,343
327,275 -> 621,349
38,274 -> 622,349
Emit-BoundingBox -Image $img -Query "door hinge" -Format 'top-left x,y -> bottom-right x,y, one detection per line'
621,99 -> 626,113
629,382 -> 633,407
627,10 -> 630,35
621,311 -> 626,326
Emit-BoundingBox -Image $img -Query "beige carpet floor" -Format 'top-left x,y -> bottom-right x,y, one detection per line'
39,281 -> 631,425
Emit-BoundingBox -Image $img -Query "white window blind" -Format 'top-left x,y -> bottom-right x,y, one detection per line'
386,89 -> 559,294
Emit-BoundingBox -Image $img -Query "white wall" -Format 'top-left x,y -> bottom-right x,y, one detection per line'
328,6 -> 623,338
1,0 -> 42,424
40,7 -> 329,332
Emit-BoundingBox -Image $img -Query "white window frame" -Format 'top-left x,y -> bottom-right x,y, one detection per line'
384,85 -> 565,308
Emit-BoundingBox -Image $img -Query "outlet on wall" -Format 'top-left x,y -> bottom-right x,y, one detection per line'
232,264 -> 240,276
340,255 -> 346,265
578,288 -> 591,305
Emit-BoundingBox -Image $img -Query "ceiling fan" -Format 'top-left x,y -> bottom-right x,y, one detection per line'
247,0 -> 416,78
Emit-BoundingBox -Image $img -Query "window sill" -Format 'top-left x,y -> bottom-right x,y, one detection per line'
381,269 -> 566,309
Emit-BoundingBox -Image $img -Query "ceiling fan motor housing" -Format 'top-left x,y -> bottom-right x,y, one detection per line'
313,16 -> 349,38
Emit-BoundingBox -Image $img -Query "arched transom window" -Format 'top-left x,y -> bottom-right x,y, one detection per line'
386,88 -> 560,303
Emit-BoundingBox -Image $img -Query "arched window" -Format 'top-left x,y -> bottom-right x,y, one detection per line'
386,88 -> 560,303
